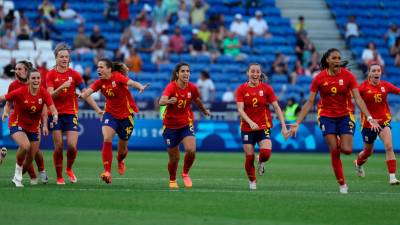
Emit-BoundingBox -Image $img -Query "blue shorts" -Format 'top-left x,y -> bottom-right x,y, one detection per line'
9,126 -> 39,142
241,129 -> 271,145
318,115 -> 355,136
162,125 -> 195,148
49,114 -> 80,132
362,123 -> 391,144
102,112 -> 134,141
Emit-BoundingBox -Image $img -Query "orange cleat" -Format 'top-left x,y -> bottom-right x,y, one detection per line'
182,173 -> 192,188
100,171 -> 112,184
169,180 -> 179,189
118,160 -> 126,175
56,177 -> 65,185
66,169 -> 77,183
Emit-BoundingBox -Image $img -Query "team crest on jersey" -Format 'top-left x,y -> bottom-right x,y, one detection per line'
68,76 -> 72,81
339,79 -> 344,85
259,90 -> 263,96
112,81 -> 116,87
38,98 -> 42,104
381,87 -> 386,92
188,92 -> 191,98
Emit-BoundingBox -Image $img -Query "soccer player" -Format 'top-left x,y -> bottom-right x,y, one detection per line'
2,60 -> 49,184
354,63 -> 400,184
79,58 -> 149,184
288,48 -> 381,194
236,63 -> 288,190
159,62 -> 210,189
0,70 -> 58,187
46,43 -> 102,185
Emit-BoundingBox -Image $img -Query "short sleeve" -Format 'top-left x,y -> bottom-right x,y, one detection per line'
310,76 -> 319,93
42,88 -> 54,106
266,85 -> 277,103
90,80 -> 102,92
386,82 -> 400,94
236,85 -> 244,102
191,84 -> 200,99
347,71 -> 358,90
162,83 -> 174,97
46,71 -> 54,89
115,72 -> 129,85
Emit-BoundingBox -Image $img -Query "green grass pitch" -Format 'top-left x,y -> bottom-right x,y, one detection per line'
0,150 -> 399,225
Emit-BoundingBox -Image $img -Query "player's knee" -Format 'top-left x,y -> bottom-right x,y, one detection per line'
385,143 -> 394,153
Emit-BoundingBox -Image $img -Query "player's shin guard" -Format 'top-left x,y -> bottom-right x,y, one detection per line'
66,147 -> 77,170
245,154 -> 256,182
102,142 -> 113,172
356,148 -> 373,166
183,152 -> 195,174
386,159 -> 397,174
330,149 -> 345,185
259,148 -> 271,162
53,149 -> 63,179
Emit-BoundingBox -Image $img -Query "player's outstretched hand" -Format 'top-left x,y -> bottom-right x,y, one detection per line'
288,123 -> 299,138
139,83 -> 150,94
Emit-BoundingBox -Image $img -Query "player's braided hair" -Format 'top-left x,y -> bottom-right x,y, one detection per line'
320,48 -> 340,70
170,62 -> 190,82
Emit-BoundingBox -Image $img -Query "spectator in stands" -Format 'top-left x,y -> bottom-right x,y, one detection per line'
177,0 -> 189,26
295,32 -> 308,64
74,25 -> 92,54
207,30 -> 222,63
90,25 -> 107,50
82,66 -> 94,85
191,0 -> 208,26
1,29 -> 17,50
104,0 -> 119,23
302,42 -> 317,69
249,10 -> 271,39
58,1 -> 84,24
197,22 -> 211,44
17,27 -> 30,41
162,0 -> 179,24
128,18 -> 145,45
229,14 -> 250,45
4,9 -> 18,32
391,37 -> 400,67
272,52 -> 289,76
295,15 -> 306,35
125,47 -> 142,73
188,29 -> 208,56
384,24 -> 400,48
3,57 -> 16,78
34,8 -> 62,41
118,0 -> 130,31
0,5 -> 5,36
345,15 -> 359,41
284,97 -> 301,123
38,0 -> 56,20
221,86 -> 235,103
152,0 -> 169,34
223,31 -> 246,61
291,59 -> 308,84
169,26 -> 185,54
196,70 -> 215,103
208,13 -> 225,32
137,29 -> 155,53
152,37 -> 169,68
136,4 -> 151,28
362,42 -> 384,74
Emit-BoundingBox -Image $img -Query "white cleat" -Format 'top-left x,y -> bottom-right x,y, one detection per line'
30,178 -> 39,185
12,176 -> 24,187
249,181 -> 257,190
40,171 -> 49,184
257,155 -> 265,176
354,160 -> 365,178
0,147 -> 7,164
339,184 -> 348,194
389,178 -> 400,185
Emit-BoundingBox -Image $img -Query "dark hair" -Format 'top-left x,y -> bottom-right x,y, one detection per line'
200,70 -> 210,79
16,60 -> 33,82
97,58 -> 113,68
367,62 -> 382,73
320,48 -> 340,70
111,62 -> 128,76
246,63 -> 266,81
27,68 -> 40,79
53,42 -> 71,58
170,62 -> 190,82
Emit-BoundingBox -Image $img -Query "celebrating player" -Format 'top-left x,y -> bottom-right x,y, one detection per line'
354,63 -> 400,184
2,60 -> 49,184
46,43 -> 102,185
79,59 -> 149,184
236,63 -> 288,190
288,48 -> 380,194
0,69 -> 58,187
159,62 -> 210,189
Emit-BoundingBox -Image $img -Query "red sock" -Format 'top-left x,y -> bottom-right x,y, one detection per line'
259,148 -> 271,162
356,148 -> 373,166
53,149 -> 63,179
35,154 -> 45,172
168,161 -> 178,181
27,164 -> 37,178
386,159 -> 397,174
330,149 -> 345,185
183,152 -> 196,174
66,147 -> 77,170
102,142 -> 113,172
117,148 -> 128,163
245,154 -> 256,182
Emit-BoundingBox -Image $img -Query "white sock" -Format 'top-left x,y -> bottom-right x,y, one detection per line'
14,163 -> 23,181
389,173 -> 396,181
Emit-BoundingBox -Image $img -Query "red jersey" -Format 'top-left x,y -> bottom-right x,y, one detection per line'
5,86 -> 53,133
161,81 -> 200,129
236,82 -> 277,131
90,72 -> 134,119
8,80 -> 27,92
46,68 -> 84,115
310,68 -> 358,118
125,87 -> 139,113
359,80 -> 400,128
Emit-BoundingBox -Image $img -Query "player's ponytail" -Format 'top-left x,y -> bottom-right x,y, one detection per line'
111,61 -> 129,76
170,62 -> 190,82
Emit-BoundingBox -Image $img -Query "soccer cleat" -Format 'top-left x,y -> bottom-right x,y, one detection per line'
118,160 -> 126,175
66,169 -> 77,183
182,173 -> 192,188
40,171 -> 49,184
389,178 -> 400,185
100,171 -> 112,184
0,147 -> 7,164
249,180 -> 257,190
354,160 -> 365,178
30,178 -> 39,185
257,155 -> 265,176
56,178 -> 66,185
339,184 -> 348,194
12,176 -> 24,187
169,180 -> 179,189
